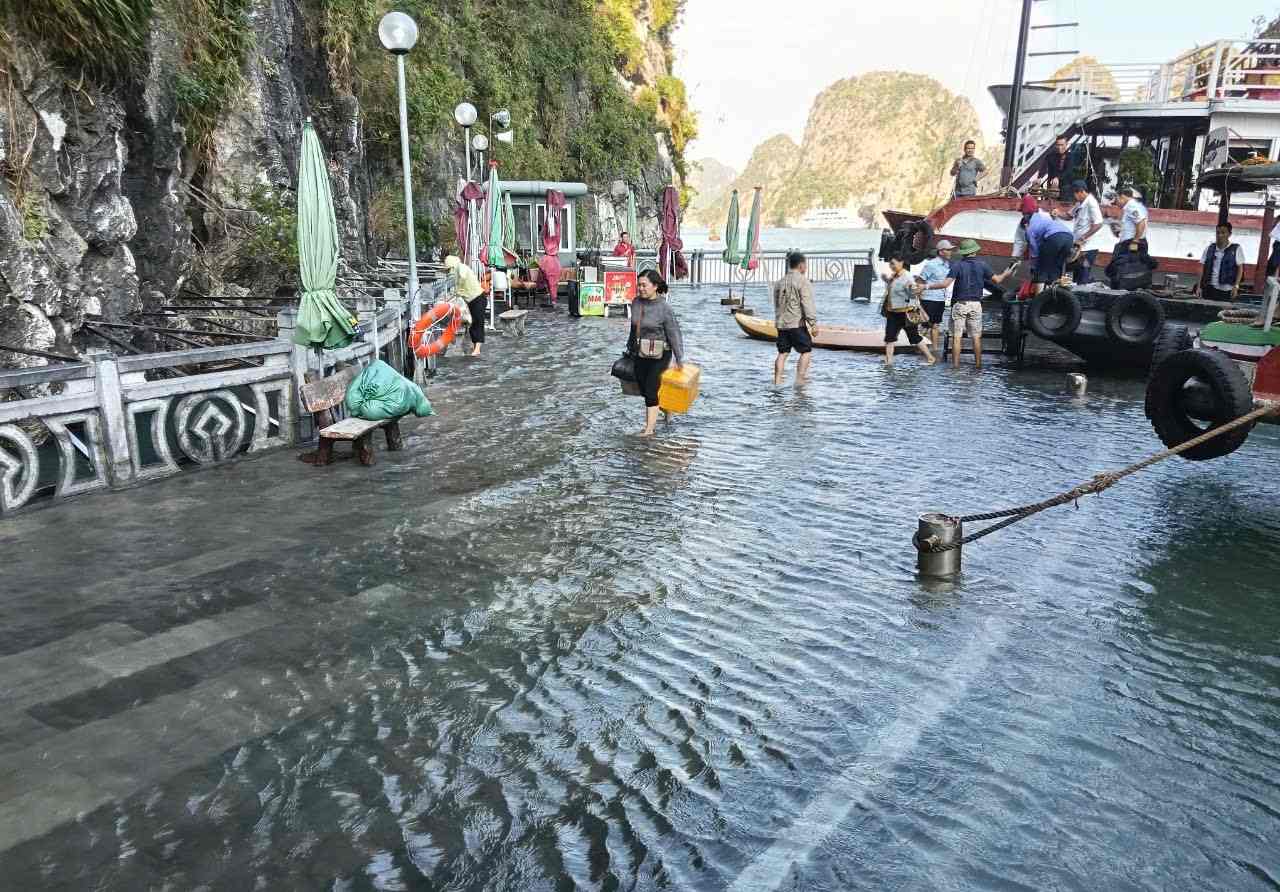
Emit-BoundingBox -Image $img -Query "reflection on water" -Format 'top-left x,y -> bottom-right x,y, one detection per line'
2,283 -> 1278,890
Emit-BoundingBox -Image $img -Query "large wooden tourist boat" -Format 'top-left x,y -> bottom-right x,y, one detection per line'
884,29 -> 1280,293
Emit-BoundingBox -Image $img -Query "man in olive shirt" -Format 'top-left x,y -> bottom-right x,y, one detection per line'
951,140 -> 987,198
773,252 -> 817,386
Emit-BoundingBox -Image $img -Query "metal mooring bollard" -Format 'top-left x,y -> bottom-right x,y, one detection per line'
916,513 -> 962,578
1068,373 -> 1087,396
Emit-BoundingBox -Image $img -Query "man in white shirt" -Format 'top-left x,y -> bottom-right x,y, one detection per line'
1113,187 -> 1149,258
1060,180 -> 1108,284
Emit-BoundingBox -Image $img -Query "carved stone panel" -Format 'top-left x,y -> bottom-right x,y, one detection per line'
249,378 -> 295,453
126,397 -> 180,482
43,412 -> 109,499
174,390 -> 246,464
0,424 -> 39,513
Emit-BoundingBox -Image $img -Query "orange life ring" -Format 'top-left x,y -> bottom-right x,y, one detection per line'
410,303 -> 463,358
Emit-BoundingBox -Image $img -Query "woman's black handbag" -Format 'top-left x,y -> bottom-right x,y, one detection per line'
611,353 -> 636,382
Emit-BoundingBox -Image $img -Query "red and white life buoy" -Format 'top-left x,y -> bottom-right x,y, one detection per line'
410,303 -> 463,358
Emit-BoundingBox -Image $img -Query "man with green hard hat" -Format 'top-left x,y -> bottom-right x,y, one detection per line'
945,239 -> 1014,370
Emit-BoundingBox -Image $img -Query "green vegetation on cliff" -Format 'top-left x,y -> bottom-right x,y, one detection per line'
6,0 -> 692,189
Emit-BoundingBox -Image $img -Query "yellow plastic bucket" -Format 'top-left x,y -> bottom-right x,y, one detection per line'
658,363 -> 701,414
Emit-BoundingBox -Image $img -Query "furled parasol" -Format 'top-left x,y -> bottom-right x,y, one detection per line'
741,186 -> 762,272
658,185 -> 687,281
537,189 -> 566,302
293,121 -> 356,349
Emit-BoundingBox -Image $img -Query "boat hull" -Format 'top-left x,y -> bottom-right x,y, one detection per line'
884,195 -> 1268,289
732,312 -> 918,352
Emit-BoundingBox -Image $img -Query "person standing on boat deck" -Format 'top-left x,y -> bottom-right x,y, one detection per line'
881,253 -> 936,368
772,252 -> 817,386
1113,187 -> 1149,259
1039,136 -> 1074,201
445,255 -> 488,358
1062,180 -> 1107,284
1195,223 -> 1245,302
915,240 -> 955,354
1026,206 -> 1076,291
950,141 -> 987,198
948,239 -> 1014,370
627,269 -> 685,436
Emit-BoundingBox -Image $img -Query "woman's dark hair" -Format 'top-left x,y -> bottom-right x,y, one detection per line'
1218,222 -> 1233,234
639,268 -> 669,294
889,252 -> 908,266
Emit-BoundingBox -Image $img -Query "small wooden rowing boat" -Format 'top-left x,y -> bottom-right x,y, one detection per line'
732,311 -> 918,352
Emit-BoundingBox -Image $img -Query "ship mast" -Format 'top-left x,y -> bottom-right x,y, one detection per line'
1000,0 -> 1035,187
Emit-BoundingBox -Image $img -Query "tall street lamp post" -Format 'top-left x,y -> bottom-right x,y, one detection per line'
489,108 -> 510,163
454,102 -> 479,271
379,12 -> 420,322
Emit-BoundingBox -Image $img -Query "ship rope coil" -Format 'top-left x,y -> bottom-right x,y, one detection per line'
410,303 -> 463,358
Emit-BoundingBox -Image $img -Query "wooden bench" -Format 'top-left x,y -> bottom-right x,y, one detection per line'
299,365 -> 404,467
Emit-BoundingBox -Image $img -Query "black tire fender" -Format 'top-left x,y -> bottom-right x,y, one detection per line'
1106,292 -> 1166,347
1025,286 -> 1083,339
1148,323 -> 1193,378
1145,347 -> 1255,461
1001,301 -> 1024,357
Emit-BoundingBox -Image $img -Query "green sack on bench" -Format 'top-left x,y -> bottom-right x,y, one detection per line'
344,359 -> 435,421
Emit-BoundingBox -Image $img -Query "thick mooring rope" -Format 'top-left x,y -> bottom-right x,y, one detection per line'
917,402 -> 1280,553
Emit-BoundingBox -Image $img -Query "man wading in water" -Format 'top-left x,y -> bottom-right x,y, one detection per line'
772,252 -> 817,386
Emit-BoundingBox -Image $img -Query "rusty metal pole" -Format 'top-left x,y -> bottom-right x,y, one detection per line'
1256,196 -> 1275,296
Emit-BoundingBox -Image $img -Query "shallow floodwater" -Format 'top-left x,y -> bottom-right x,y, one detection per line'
2,283 -> 1279,890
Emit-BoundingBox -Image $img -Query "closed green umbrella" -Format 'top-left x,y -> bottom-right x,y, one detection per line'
627,189 -> 639,244
486,164 -> 505,267
741,186 -> 762,272
721,189 -> 742,266
293,121 -> 356,349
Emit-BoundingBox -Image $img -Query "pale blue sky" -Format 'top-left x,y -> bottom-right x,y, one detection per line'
674,0 -> 1272,169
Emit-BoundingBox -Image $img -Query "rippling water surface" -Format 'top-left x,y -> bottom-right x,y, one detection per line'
3,283 -> 1279,890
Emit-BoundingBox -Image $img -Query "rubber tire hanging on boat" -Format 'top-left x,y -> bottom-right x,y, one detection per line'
1145,347 -> 1256,461
892,219 -> 934,266
1105,292 -> 1166,348
1148,323 -> 1193,377
1001,301 -> 1024,358
1025,287 -> 1083,340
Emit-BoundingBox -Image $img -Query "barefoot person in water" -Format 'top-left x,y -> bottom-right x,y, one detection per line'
627,269 -> 685,436
772,252 -> 817,386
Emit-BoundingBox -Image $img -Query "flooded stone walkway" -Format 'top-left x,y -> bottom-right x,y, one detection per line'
2,285 -> 1279,890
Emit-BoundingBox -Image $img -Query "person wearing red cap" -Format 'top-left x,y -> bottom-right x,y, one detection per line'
1011,193 -> 1039,271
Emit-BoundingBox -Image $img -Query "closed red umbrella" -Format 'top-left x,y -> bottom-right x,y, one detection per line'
658,185 -> 688,281
455,180 -> 484,263
536,189 -> 566,302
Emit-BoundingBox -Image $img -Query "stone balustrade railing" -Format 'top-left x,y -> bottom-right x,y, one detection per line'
0,279 -> 452,515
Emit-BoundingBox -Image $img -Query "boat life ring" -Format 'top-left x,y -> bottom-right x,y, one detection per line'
1001,301 -> 1024,357
1148,323 -> 1192,378
1105,292 -> 1165,348
1144,347 -> 1255,461
409,303 -> 463,358
1025,286 -> 1082,340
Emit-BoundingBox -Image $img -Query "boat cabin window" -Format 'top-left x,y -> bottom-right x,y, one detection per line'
1226,138 -> 1275,165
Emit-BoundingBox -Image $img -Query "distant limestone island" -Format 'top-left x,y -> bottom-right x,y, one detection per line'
687,71 -> 1002,229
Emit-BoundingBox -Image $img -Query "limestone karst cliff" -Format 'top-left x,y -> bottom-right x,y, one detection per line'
692,71 -> 1000,228
0,0 -> 693,365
